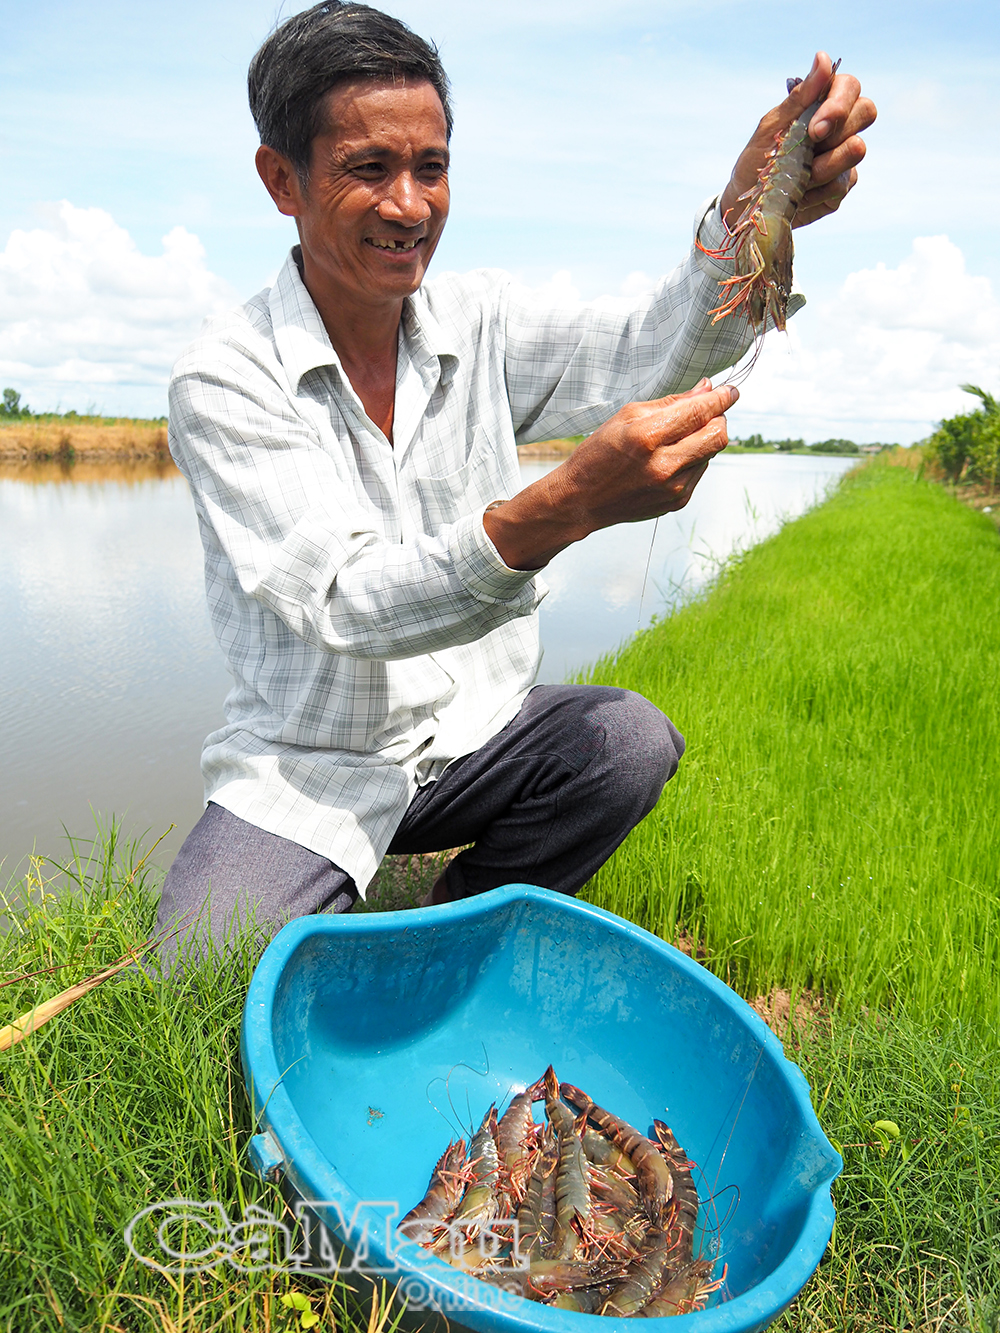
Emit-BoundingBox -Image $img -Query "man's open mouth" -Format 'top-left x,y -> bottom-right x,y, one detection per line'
366,237 -> 422,251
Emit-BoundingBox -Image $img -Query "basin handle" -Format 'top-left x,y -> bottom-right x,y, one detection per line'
249,1130 -> 285,1183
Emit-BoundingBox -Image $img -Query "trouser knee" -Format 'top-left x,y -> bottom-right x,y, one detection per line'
584,687 -> 685,821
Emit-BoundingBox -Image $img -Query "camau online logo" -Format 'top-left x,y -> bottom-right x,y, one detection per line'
124,1200 -> 529,1311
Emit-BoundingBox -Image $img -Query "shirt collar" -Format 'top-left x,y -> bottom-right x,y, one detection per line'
269,247 -> 459,394
402,287 -> 459,388
268,248 -> 340,393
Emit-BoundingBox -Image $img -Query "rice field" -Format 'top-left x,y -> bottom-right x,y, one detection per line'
582,457 -> 1000,1030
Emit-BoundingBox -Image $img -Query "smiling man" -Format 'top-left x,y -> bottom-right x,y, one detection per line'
157,2 -> 874,962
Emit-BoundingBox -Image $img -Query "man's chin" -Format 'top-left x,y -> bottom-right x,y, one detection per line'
367,267 -> 432,299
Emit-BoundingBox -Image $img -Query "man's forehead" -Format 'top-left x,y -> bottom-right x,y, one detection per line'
317,78 -> 448,149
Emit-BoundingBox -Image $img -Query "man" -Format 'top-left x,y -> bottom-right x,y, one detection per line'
157,3 -> 874,961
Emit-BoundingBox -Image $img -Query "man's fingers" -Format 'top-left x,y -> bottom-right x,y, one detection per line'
809,133 -> 867,189
674,376 -> 712,401
614,386 -> 734,463
719,55 -> 872,225
668,385 -> 738,440
558,388 -> 734,532
669,457 -> 712,511
652,417 -> 730,474
644,456 -> 712,515
796,167 -> 857,224
648,384 -> 738,431
811,81 -> 876,147
779,61 -> 874,153
779,51 -> 831,123
807,70 -> 862,142
811,91 -> 877,151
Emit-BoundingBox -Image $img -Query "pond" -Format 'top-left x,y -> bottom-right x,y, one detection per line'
1,452 -> 854,882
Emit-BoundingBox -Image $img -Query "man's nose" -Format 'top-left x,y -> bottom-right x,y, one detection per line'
377,172 -> 431,225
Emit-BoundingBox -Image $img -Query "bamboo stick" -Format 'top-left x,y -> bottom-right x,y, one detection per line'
0,956 -> 141,1051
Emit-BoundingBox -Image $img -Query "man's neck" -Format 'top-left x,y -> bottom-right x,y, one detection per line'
299,253 -> 402,443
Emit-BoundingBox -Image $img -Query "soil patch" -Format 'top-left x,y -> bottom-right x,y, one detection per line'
750,988 -> 830,1046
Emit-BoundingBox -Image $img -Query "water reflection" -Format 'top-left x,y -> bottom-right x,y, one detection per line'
527,451 -> 855,682
1,472 -> 231,883
1,451 -> 853,880
0,456 -> 180,486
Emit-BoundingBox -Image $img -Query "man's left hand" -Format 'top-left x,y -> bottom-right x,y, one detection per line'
718,52 -> 876,232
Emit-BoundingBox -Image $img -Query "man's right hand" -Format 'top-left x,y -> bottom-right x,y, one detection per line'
484,380 -> 737,571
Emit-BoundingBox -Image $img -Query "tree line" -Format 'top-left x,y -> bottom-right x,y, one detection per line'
924,385 -> 1000,491
0,388 -> 31,420
0,388 -> 166,427
733,435 -> 889,454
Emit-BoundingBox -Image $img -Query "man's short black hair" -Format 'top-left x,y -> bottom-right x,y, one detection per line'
248,2 -> 453,181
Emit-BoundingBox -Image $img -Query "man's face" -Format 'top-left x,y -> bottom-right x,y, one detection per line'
286,78 -> 450,311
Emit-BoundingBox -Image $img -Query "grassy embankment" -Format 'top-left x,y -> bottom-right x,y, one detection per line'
585,457 -> 998,1026
1,457 -> 998,1330
0,419 -> 177,484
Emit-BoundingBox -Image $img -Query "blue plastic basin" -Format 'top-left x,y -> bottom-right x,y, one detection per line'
241,885 -> 840,1333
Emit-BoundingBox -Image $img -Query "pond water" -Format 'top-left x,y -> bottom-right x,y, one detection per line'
1,452 -> 853,882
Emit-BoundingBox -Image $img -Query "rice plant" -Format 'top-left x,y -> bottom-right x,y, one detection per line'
582,460 -> 1000,1031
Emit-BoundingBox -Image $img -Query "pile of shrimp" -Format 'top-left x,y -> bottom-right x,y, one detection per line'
399,1065 -> 724,1317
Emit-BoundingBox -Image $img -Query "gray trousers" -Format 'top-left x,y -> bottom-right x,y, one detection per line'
156,685 -> 683,964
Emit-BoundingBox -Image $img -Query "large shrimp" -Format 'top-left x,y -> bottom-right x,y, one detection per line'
699,61 -> 841,336
560,1083 -> 674,1229
433,1104 -> 500,1254
637,1259 -> 727,1317
516,1122 -> 558,1260
653,1118 -> 699,1264
398,1138 -> 468,1245
599,1227 -> 682,1317
497,1073 -> 545,1210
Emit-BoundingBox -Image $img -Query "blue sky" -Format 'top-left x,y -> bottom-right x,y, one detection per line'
1,0 -> 998,439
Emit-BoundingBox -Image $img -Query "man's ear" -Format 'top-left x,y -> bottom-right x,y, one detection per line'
255,145 -> 305,217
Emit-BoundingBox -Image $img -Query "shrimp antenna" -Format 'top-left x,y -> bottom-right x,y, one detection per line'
719,316 -> 767,390
712,1043 -> 764,1195
697,1182 -> 742,1261
637,516 -> 661,631
423,1077 -> 466,1140
425,1045 -> 492,1138
691,1042 -> 764,1237
687,1046 -> 762,1288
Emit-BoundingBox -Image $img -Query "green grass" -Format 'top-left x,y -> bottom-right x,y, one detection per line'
771,1013 -> 999,1332
2,459 -> 998,1330
582,459 -> 1000,1029
0,835 -> 403,1333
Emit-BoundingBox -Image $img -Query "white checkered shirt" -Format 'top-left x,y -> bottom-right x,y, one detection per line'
169,201 -> 760,894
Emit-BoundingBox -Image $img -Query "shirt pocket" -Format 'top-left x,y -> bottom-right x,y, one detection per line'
410,425 -> 519,533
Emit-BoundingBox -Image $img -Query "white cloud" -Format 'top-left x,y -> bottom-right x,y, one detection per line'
516,268 -> 582,304
619,270 -> 657,298
0,202 -> 237,413
730,236 -> 1000,443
